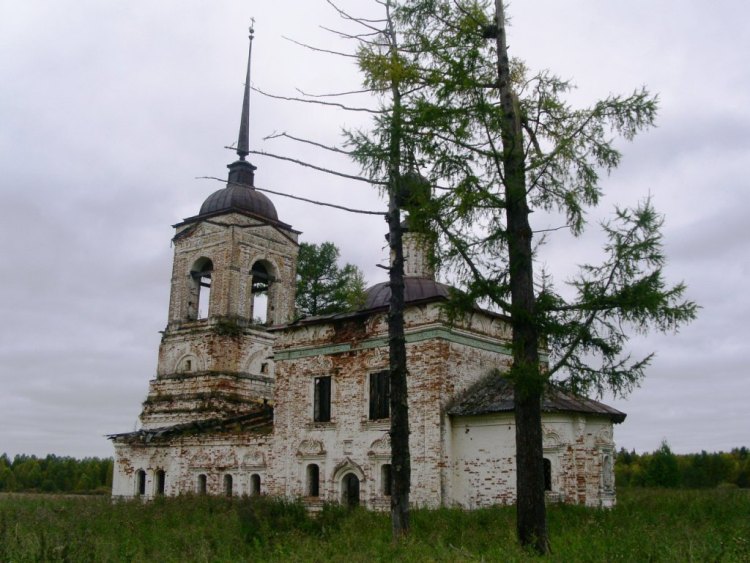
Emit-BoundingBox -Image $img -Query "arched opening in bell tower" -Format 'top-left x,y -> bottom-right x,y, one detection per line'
188,257 -> 213,320
249,260 -> 275,324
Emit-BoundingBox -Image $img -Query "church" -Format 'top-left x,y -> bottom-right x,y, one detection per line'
109,28 -> 625,509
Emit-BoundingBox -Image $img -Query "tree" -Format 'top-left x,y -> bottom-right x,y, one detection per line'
645,441 -> 680,488
295,242 -> 366,317
348,0 -> 415,537
243,0 -> 416,538
351,0 -> 697,553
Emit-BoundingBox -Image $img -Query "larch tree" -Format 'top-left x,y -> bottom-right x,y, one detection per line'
249,0 -> 420,539
347,0 -> 417,538
350,0 -> 698,553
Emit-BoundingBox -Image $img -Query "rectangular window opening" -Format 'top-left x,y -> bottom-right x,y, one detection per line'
382,464 -> 392,496
307,464 -> 320,497
369,370 -> 390,420
314,376 -> 331,422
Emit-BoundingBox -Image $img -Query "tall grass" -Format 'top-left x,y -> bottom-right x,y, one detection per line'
1,489 -> 748,561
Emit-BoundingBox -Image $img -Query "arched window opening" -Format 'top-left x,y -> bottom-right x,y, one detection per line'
224,474 -> 233,497
197,474 -> 207,494
189,258 -> 213,320
155,470 -> 166,495
543,458 -> 552,492
250,474 -> 261,496
381,464 -> 392,496
136,469 -> 146,496
341,473 -> 360,508
306,464 -> 320,497
250,261 -> 274,325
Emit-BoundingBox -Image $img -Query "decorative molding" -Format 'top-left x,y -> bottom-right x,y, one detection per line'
543,430 -> 562,452
367,434 -> 391,458
595,426 -> 613,445
332,457 -> 365,482
241,450 -> 266,469
275,326 -> 519,360
296,439 -> 326,458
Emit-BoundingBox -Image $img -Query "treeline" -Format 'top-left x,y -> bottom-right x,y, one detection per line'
616,443 -> 750,489
0,454 -> 113,494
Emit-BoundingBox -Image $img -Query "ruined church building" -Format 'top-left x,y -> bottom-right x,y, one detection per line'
110,27 -> 624,509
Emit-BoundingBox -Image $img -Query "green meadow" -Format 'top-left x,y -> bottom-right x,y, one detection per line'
1,488 -> 748,562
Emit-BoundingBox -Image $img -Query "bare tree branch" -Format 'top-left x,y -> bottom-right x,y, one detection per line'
282,35 -> 359,59
532,224 -> 571,234
296,86 -> 376,98
242,148 -> 388,185
253,86 -> 382,113
198,176 -> 385,216
325,0 -> 386,31
263,131 -> 354,156
320,25 -> 384,44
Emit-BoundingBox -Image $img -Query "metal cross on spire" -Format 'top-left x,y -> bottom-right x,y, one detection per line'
236,19 -> 255,161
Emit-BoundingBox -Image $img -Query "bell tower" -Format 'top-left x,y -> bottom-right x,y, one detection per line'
139,25 -> 299,430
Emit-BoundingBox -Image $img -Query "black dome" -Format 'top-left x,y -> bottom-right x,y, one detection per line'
199,184 -> 278,221
363,277 -> 451,309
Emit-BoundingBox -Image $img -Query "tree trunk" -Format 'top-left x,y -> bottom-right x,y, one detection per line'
387,14 -> 411,539
493,0 -> 549,554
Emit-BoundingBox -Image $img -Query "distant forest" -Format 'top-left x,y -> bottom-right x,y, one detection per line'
616,443 -> 749,488
1,445 -> 748,494
0,454 -> 112,494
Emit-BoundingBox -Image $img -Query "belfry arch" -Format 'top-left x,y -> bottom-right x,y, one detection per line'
249,259 -> 276,325
188,257 -> 213,320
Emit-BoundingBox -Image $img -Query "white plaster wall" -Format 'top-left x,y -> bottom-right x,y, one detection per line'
447,413 -> 617,508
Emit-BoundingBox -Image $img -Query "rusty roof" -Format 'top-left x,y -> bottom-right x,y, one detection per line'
363,277 -> 451,309
447,373 -> 626,423
107,407 -> 273,444
199,183 -> 278,220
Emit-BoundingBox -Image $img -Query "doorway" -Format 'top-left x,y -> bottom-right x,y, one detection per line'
341,473 -> 360,508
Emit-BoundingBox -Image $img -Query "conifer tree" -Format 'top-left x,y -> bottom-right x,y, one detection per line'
350,0 -> 697,552
295,242 -> 366,317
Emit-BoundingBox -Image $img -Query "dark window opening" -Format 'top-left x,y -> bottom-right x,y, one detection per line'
369,370 -> 390,420
136,470 -> 146,496
155,469 -> 166,495
184,359 -> 192,371
260,362 -> 268,374
381,464 -> 392,496
543,458 -> 552,491
307,464 -> 320,497
197,474 -> 207,494
342,473 -> 360,508
314,376 -> 331,422
250,474 -> 261,496
224,474 -> 233,497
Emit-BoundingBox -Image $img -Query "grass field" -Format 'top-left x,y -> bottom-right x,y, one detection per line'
1,488 -> 748,561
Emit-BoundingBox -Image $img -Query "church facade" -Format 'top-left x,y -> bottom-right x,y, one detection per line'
109,29 -> 625,509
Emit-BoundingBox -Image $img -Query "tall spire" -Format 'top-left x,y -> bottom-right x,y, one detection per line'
228,20 -> 257,187
236,20 -> 254,161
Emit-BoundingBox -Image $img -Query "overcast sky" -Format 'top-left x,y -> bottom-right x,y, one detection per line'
1,1 -> 748,459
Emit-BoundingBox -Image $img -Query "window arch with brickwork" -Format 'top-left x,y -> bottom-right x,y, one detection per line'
188,257 -> 213,320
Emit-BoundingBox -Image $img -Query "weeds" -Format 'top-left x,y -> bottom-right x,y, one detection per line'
0,489 -> 747,561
